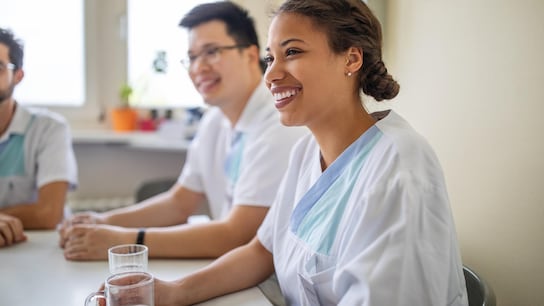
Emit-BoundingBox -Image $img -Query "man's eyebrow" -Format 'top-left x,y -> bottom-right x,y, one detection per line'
188,43 -> 218,54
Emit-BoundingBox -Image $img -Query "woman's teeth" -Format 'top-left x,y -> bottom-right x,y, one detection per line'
274,89 -> 297,100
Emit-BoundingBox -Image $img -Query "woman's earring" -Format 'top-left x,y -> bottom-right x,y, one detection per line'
347,71 -> 353,77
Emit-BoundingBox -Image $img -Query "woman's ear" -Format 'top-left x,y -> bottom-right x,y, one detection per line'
345,47 -> 363,74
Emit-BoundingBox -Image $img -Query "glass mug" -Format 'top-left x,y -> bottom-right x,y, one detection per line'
85,271 -> 154,306
108,244 -> 148,275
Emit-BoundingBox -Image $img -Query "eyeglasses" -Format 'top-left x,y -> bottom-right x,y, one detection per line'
180,44 -> 249,70
0,62 -> 15,73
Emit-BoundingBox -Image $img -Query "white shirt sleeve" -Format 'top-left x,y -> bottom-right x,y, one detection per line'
233,125 -> 306,207
35,113 -> 77,189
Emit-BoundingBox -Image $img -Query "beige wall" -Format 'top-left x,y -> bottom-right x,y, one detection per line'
385,1 -> 544,305
243,1 -> 544,305
233,0 -> 279,53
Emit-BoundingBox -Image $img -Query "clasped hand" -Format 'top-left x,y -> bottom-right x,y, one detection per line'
58,212 -> 125,260
0,213 -> 26,247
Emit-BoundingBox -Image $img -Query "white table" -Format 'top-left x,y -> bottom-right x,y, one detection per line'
0,231 -> 272,306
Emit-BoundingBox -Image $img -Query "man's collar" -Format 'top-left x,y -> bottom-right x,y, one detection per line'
5,103 -> 32,135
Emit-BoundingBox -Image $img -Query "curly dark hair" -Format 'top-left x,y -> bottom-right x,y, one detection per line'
0,27 -> 24,70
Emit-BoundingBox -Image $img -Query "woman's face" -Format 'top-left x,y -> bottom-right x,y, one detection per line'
264,13 -> 349,128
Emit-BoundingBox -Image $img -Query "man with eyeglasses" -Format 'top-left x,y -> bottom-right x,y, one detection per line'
0,28 -> 77,248
59,2 -> 307,260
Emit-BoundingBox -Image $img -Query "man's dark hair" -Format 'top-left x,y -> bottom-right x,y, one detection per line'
179,1 -> 260,51
0,28 -> 24,70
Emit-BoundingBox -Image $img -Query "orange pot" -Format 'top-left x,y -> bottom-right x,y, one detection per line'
110,108 -> 138,131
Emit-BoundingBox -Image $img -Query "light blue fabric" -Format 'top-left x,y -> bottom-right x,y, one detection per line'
0,140 -> 9,151
0,115 -> 34,177
291,126 -> 382,255
0,134 -> 26,177
224,131 -> 246,187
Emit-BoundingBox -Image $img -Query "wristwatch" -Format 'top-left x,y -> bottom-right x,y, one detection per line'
136,228 -> 146,245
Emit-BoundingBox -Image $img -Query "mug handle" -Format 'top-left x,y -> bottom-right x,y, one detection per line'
84,290 -> 106,306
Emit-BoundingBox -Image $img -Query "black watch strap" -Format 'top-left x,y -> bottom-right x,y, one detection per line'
136,228 -> 146,245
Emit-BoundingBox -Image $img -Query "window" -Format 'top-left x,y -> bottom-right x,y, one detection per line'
0,0 -> 85,106
127,0 -> 218,108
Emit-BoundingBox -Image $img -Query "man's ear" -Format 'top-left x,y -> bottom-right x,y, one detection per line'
345,47 -> 363,73
246,45 -> 261,66
13,69 -> 24,85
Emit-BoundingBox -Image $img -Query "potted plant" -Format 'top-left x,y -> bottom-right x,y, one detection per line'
110,84 -> 138,131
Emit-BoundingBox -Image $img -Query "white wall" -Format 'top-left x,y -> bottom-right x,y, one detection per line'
233,0 -> 278,54
384,1 -> 544,305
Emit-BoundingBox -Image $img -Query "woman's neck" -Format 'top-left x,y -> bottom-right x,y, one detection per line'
312,104 -> 376,171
